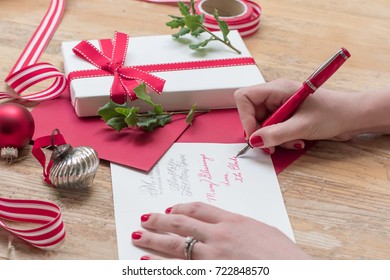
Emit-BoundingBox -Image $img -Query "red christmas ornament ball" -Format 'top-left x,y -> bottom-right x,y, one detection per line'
0,103 -> 35,149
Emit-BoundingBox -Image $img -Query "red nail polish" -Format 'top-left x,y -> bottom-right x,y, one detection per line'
141,214 -> 151,222
140,256 -> 150,260
132,231 -> 143,240
293,143 -> 303,149
165,207 -> 172,214
250,135 -> 264,147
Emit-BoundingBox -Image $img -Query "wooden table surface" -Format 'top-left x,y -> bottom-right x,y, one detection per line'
0,0 -> 389,260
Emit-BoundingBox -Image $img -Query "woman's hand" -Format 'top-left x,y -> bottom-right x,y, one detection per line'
234,78 -> 381,154
131,202 -> 311,260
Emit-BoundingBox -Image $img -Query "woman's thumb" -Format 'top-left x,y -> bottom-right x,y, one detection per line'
249,122 -> 302,148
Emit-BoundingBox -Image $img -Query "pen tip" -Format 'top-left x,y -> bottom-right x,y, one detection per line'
236,144 -> 251,158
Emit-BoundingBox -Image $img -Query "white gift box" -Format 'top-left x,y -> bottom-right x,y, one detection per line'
61,31 -> 265,117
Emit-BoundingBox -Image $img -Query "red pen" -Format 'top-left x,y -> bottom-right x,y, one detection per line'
236,48 -> 351,157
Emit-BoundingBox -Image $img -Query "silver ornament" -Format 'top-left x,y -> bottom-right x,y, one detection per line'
49,143 -> 99,190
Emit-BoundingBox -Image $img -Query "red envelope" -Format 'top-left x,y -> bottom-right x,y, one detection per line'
32,92 -> 312,173
31,90 -> 190,171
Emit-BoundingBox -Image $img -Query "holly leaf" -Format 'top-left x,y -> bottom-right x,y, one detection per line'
135,113 -> 172,132
133,83 -> 164,114
123,107 -> 139,127
106,117 -> 128,132
156,114 -> 172,127
115,107 -> 131,117
137,117 -> 158,127
133,83 -> 152,104
99,83 -> 199,132
137,117 -> 159,132
97,100 -> 128,122
154,104 -> 164,115
213,10 -> 230,42
186,104 -> 197,125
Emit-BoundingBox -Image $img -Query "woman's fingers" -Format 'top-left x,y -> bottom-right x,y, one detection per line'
139,211 -> 209,241
234,79 -> 302,137
132,230 -> 207,260
168,202 -> 234,223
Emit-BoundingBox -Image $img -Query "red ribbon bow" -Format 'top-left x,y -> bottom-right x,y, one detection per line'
71,32 -> 165,104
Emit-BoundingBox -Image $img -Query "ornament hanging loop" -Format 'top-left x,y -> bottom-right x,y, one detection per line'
51,128 -> 61,148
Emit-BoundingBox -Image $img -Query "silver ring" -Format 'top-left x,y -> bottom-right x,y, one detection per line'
184,236 -> 198,260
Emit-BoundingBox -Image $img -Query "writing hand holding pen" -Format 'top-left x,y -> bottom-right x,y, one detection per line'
235,48 -> 351,157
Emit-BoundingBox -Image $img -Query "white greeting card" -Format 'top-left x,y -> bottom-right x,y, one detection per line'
111,143 -> 294,260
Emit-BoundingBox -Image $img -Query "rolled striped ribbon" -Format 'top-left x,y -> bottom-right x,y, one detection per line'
142,0 -> 262,37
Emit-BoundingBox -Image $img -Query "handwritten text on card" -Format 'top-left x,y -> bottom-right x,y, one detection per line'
138,152 -> 245,203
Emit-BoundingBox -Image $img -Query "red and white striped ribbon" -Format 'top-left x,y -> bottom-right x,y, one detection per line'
0,0 -> 67,249
0,0 -> 67,102
196,0 -> 261,37
0,197 -> 65,249
142,0 -> 262,37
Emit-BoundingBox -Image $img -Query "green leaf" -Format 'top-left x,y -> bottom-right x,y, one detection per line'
123,107 -> 139,127
166,0 -> 240,54
133,83 -> 157,108
190,27 -> 204,37
168,15 -> 183,20
190,14 -> 205,37
189,37 -> 214,50
184,14 -> 202,32
166,18 -> 185,29
137,117 -> 158,127
186,104 -> 197,125
97,100 -> 129,122
133,84 -> 165,115
178,1 -> 190,16
136,113 -> 172,132
154,104 -> 164,115
172,27 -> 191,38
115,107 -> 131,117
213,10 -> 230,42
106,117 -> 128,132
156,114 -> 172,127
99,83 -> 199,133
137,117 -> 159,132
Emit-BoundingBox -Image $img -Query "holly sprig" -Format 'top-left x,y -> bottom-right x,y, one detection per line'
166,0 -> 241,54
97,83 -> 198,132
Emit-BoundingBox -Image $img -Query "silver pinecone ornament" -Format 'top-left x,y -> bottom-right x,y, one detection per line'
49,143 -> 99,190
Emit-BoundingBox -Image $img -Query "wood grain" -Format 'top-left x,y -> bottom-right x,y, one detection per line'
0,0 -> 389,259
